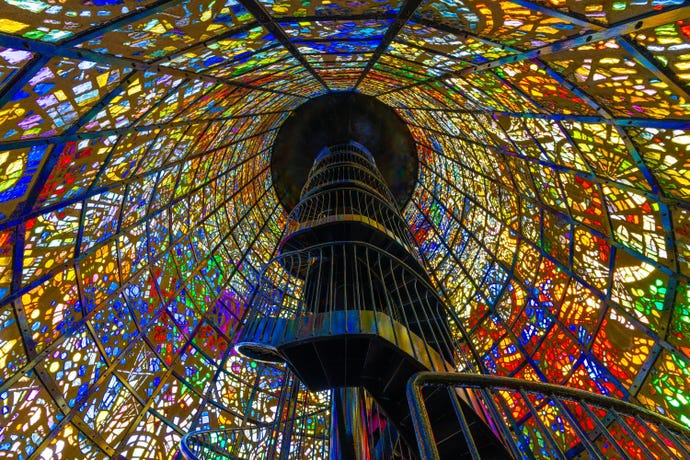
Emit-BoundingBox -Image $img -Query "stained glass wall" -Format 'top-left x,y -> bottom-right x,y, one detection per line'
0,0 -> 689,458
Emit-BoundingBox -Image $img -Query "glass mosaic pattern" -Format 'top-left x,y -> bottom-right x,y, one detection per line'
0,0 -> 689,458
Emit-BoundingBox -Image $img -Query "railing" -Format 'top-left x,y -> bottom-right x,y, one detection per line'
283,186 -> 419,257
180,425 -> 274,460
311,149 -> 376,174
407,372 -> 690,460
237,241 -> 467,370
180,425 -> 330,460
301,161 -> 396,203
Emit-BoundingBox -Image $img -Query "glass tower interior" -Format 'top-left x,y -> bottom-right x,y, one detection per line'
0,0 -> 689,458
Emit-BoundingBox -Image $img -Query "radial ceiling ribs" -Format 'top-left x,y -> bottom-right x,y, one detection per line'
382,3 -> 690,101
354,0 -> 424,88
0,26 -> 303,97
236,0 -> 329,90
384,108 -> 690,130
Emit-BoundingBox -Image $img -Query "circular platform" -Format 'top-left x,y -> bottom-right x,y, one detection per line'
271,92 -> 417,212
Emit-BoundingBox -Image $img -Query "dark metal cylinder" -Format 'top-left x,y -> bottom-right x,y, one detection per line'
330,388 -> 371,460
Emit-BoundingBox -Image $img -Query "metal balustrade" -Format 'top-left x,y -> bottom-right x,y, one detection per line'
180,369 -> 330,460
180,420 -> 330,460
180,425 -> 275,459
301,162 -> 395,204
407,372 -> 690,460
283,186 -> 419,258
309,149 -> 377,177
179,399 -> 418,460
301,145 -> 395,203
237,241 -> 461,368
179,371 -> 690,459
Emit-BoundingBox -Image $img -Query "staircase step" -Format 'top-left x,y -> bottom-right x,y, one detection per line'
260,312 -> 513,459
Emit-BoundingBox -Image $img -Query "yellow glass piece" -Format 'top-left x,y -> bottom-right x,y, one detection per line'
0,18 -> 28,33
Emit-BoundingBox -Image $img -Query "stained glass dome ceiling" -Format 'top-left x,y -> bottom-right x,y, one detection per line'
0,0 -> 689,458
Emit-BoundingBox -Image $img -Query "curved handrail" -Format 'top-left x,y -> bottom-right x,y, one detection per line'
407,372 -> 690,460
284,185 -> 413,246
257,240 -> 450,303
281,213 -> 419,262
180,405 -> 331,460
302,161 -> 395,202
239,240 -> 467,368
239,241 -> 482,371
180,425 -> 268,460
180,422 -> 331,460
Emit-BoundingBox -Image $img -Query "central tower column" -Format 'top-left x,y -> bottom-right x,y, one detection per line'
237,142 -> 508,458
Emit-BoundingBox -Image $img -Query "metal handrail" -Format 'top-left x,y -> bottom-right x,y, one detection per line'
180,406 -> 331,460
285,186 -> 413,247
407,372 -> 690,460
238,240 -> 470,370
311,150 -> 377,175
180,425 -> 271,460
302,159 -> 396,202
255,241 -> 446,314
